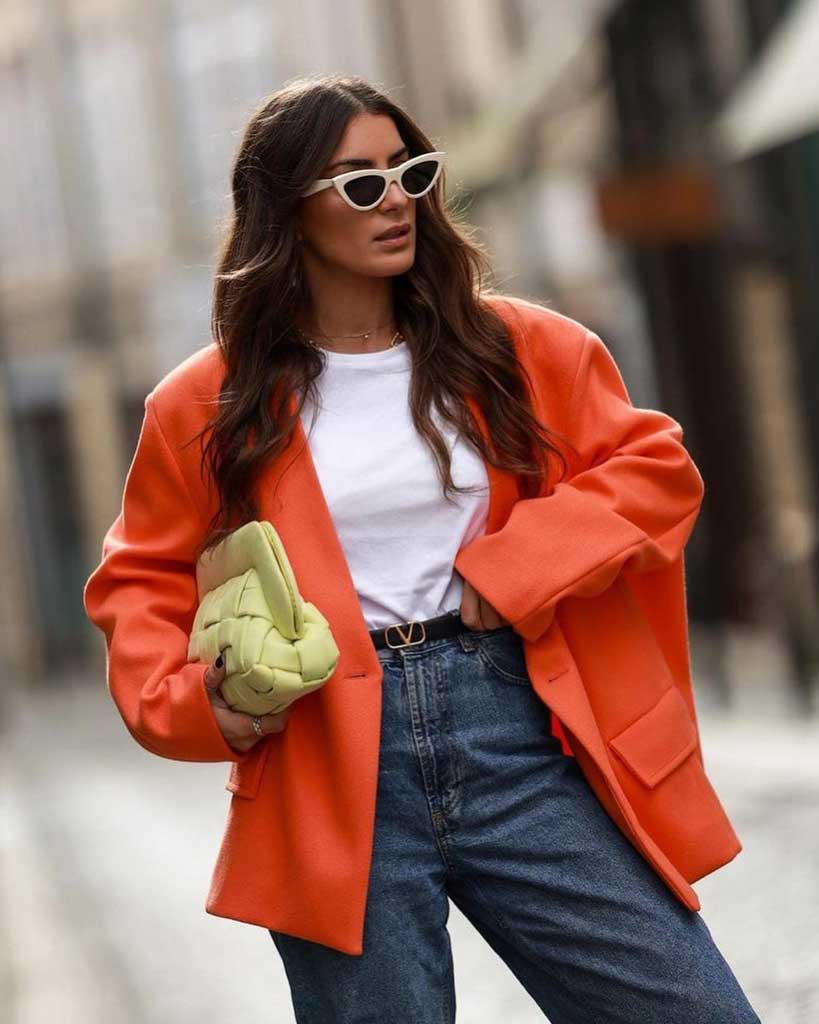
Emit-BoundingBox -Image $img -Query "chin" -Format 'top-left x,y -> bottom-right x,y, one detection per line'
366,255 -> 414,277
382,248 -> 415,265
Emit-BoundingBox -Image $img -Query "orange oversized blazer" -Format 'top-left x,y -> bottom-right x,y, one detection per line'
83,294 -> 742,955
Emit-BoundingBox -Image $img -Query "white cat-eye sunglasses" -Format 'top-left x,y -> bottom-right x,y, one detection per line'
300,151 -> 446,211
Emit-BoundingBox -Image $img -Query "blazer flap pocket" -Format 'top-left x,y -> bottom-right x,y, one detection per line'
608,686 -> 698,789
225,739 -> 271,799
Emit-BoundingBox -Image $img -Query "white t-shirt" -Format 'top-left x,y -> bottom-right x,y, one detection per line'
298,340 -> 490,631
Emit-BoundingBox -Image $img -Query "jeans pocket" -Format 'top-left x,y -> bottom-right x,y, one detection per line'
474,626 -> 532,685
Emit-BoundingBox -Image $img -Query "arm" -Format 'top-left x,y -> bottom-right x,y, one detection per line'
83,393 -> 252,763
453,328 -> 705,643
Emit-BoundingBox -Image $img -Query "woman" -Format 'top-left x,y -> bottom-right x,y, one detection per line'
83,74 -> 760,1022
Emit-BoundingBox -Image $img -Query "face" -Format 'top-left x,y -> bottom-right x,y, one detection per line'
296,113 -> 417,281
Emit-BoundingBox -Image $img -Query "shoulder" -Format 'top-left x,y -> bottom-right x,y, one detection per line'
481,291 -> 585,331
480,291 -> 591,393
482,293 -> 588,361
147,341 -> 224,406
145,341 -> 225,440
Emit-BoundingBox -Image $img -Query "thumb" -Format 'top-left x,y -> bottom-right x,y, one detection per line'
203,653 -> 226,692
459,579 -> 483,631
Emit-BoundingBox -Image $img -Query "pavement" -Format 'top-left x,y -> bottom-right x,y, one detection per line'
1,664 -> 817,1024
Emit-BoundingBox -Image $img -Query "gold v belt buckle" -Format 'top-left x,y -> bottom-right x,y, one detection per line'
384,619 -> 427,649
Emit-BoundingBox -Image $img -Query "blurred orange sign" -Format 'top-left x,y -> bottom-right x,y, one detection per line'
596,164 -> 720,242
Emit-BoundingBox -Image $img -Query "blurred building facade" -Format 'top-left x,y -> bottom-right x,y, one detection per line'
604,0 -> 819,710
1,0 -> 817,711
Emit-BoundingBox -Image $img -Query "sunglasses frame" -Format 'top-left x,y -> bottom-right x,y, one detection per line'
300,151 -> 447,210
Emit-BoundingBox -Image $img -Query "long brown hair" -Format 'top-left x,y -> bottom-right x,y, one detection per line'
190,73 -> 572,558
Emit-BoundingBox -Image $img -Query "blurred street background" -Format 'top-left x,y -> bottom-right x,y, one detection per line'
2,0 -> 819,1021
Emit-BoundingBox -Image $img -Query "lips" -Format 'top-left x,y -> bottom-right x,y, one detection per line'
375,223 -> 411,240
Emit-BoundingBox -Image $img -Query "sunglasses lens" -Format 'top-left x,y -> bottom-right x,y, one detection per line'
400,159 -> 440,196
343,175 -> 386,208
340,157 -> 441,208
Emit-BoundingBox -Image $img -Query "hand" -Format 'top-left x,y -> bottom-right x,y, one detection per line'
459,578 -> 511,632
203,655 -> 291,754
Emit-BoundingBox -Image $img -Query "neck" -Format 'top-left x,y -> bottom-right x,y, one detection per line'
294,269 -> 397,353
300,325 -> 402,354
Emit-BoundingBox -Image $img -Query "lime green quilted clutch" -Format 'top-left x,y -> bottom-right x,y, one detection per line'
187,520 -> 340,716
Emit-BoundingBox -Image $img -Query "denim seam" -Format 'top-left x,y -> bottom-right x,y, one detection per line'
403,659 -> 457,876
437,661 -> 463,835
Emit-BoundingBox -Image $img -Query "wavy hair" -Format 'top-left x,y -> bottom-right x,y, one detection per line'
189,73 -> 572,558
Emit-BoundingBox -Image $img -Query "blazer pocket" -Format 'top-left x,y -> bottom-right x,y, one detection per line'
225,738 -> 272,799
607,686 -> 698,789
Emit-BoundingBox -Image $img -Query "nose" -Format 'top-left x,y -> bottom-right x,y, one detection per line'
381,180 -> 408,206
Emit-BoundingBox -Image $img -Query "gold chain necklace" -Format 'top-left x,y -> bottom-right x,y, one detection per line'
298,326 -> 404,351
302,318 -> 395,339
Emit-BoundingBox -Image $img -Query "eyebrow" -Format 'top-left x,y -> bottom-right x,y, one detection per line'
325,144 -> 409,173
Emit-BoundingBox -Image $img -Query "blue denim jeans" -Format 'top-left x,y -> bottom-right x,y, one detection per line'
269,619 -> 760,1023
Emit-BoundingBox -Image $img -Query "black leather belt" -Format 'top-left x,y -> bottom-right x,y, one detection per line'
368,609 -> 466,651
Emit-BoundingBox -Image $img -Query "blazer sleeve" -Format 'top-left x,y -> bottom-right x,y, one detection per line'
453,328 -> 705,643
83,392 -> 252,764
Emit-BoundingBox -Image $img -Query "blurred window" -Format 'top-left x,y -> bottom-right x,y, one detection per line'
70,26 -> 163,259
12,402 -> 88,665
0,51 -> 69,285
168,1 -> 276,227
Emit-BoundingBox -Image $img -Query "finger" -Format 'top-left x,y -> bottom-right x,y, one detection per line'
203,653 -> 226,691
477,596 -> 504,630
209,688 -> 231,710
470,595 -> 487,631
210,705 -> 243,750
459,581 -> 483,631
213,704 -> 261,748
254,707 -> 292,736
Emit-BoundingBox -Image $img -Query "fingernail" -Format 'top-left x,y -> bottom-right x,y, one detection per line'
215,654 -> 224,669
